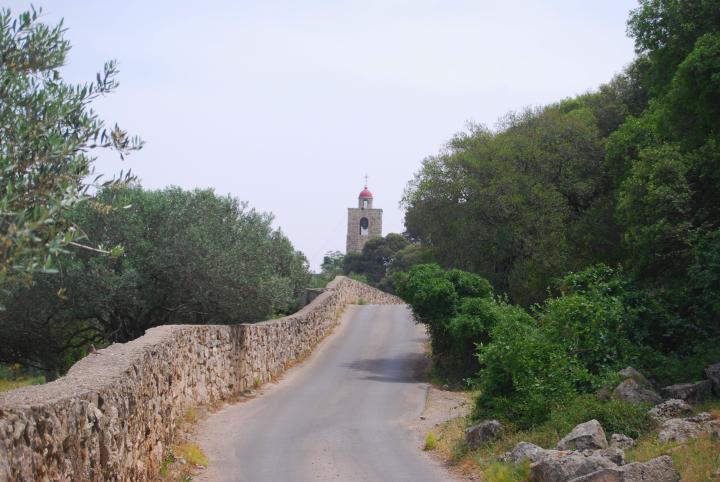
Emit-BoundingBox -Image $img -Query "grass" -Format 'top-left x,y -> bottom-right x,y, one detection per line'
174,443 -> 208,468
424,431 -> 438,451
183,407 -> 200,425
0,375 -> 45,393
483,461 -> 531,482
357,297 -> 368,305
627,432 -> 720,482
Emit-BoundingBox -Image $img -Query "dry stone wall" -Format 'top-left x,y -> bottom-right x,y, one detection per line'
0,277 -> 401,481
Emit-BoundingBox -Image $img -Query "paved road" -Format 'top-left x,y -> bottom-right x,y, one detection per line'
196,304 -> 454,482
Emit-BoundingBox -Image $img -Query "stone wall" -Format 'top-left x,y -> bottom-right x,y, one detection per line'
0,277 -> 402,482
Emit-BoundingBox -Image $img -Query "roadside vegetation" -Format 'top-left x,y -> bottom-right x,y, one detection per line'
0,8 -> 310,382
389,1 -> 720,480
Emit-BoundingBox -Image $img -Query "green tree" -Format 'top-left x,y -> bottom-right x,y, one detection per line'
0,187 -> 310,376
342,233 -> 411,291
0,8 -> 141,285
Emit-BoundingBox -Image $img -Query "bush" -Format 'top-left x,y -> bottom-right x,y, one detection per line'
475,304 -> 591,428
395,264 -> 495,380
539,293 -> 631,375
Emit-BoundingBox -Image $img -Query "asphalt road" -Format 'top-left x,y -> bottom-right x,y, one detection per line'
196,304 -> 454,482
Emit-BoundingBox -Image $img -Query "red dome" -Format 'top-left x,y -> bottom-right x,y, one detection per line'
359,187 -> 373,199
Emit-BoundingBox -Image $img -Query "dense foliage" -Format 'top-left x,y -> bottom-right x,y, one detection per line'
314,233 -> 433,292
0,187 -> 310,377
397,0 -> 720,430
0,8 -> 141,285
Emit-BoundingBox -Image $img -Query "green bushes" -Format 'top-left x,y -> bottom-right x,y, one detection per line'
0,187 -> 311,377
475,305 -> 591,428
395,264 -> 494,380
396,263 -> 714,429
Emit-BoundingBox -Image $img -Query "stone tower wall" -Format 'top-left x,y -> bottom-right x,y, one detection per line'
346,207 -> 382,253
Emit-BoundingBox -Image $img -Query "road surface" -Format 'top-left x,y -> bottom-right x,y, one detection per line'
196,304 -> 455,482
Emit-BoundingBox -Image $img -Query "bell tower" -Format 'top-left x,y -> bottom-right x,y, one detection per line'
346,182 -> 383,254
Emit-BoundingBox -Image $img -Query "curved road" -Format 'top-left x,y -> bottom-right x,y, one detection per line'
196,304 -> 454,482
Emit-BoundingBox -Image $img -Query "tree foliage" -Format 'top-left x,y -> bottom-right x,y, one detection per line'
0,187 -> 310,377
0,8 -> 141,284
397,0 -> 720,428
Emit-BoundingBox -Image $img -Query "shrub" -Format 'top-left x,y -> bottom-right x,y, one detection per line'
475,304 -> 591,428
396,264 -> 496,380
539,293 -> 631,375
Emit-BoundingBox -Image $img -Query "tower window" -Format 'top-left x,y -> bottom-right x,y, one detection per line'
363,199 -> 368,209
360,217 -> 369,235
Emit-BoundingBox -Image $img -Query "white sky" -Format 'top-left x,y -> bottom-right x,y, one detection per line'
6,0 -> 638,270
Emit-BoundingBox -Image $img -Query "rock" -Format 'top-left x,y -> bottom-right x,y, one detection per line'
588,448 -> 624,466
620,455 -> 680,482
618,367 -> 651,388
660,380 -> 712,404
500,442 -> 548,463
595,387 -> 612,402
568,456 -> 680,482
706,362 -> 720,396
568,469 -> 623,482
609,434 -> 635,450
658,414 -> 720,443
464,419 -> 502,448
687,412 -> 712,423
648,399 -> 692,422
557,420 -> 608,451
612,379 -> 663,405
531,451 -> 618,482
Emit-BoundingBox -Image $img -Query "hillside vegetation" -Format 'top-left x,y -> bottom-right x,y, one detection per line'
392,1 -> 720,479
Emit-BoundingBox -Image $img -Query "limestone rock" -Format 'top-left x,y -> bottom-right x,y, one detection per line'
660,380 -> 712,404
648,399 -> 692,422
658,413 -> 719,443
618,367 -> 651,388
500,442 -> 548,464
612,379 -> 662,405
464,419 -> 502,448
568,468 -> 623,482
557,420 -> 608,451
587,447 -> 624,466
568,456 -> 679,482
620,456 -> 680,482
705,362 -> 720,396
609,434 -> 635,450
530,450 -> 618,482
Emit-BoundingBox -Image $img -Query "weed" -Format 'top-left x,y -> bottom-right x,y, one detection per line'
174,443 -> 208,468
0,375 -> 45,393
424,431 -> 438,451
183,407 -> 199,425
158,453 -> 174,477
253,375 -> 261,389
357,297 -> 368,305
627,432 -> 720,482
483,460 -> 531,482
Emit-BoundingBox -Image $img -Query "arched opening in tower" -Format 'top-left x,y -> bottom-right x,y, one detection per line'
359,217 -> 369,236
